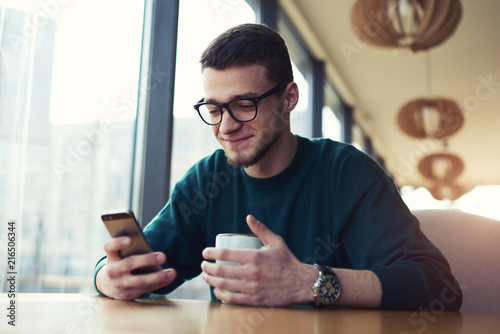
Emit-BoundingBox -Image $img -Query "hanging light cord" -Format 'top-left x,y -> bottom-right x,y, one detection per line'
426,51 -> 433,101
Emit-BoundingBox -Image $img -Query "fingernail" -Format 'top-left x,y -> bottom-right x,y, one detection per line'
250,215 -> 260,226
156,253 -> 164,263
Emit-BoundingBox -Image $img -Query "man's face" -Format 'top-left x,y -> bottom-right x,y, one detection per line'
201,64 -> 287,168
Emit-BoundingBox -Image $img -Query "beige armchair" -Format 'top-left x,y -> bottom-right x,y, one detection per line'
412,209 -> 500,313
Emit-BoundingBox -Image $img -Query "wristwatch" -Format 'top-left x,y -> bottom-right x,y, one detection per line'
310,264 -> 342,308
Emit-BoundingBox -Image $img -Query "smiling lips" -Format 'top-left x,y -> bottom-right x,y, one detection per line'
223,136 -> 252,146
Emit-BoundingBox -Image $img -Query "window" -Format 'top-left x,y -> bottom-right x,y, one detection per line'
0,0 -> 145,293
351,123 -> 365,152
170,0 -> 256,187
167,0 -> 256,300
322,106 -> 341,141
277,11 -> 312,138
322,82 -> 342,141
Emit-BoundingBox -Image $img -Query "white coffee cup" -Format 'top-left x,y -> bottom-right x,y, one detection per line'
215,233 -> 264,299
215,233 -> 264,266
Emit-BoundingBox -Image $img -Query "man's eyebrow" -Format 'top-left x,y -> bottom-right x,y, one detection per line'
205,91 -> 260,103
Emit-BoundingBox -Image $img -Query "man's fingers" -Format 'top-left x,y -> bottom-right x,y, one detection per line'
103,236 -> 131,261
201,260 -> 266,287
201,271 -> 244,292
108,252 -> 166,277
202,247 -> 264,266
108,268 -> 177,300
201,260 -> 248,279
122,268 -> 176,290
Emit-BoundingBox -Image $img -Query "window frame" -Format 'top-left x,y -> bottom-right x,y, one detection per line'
132,0 -> 180,226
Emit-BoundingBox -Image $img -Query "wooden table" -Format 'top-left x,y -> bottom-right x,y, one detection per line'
1,293 -> 499,333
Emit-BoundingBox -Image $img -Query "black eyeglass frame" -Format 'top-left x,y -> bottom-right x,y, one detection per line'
193,82 -> 289,125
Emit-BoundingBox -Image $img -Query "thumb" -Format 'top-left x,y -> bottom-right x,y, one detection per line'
246,214 -> 281,247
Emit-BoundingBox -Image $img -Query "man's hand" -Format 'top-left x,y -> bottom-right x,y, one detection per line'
201,215 -> 318,306
96,236 -> 177,300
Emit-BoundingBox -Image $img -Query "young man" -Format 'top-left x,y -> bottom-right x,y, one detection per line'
94,24 -> 462,310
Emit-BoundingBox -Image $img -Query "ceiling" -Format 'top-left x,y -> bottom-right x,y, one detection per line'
281,0 -> 500,193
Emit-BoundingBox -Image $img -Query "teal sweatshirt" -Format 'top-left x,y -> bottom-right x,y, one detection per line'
94,136 -> 462,310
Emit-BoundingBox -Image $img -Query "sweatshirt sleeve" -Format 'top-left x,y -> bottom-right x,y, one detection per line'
93,256 -> 107,296
333,147 -> 462,311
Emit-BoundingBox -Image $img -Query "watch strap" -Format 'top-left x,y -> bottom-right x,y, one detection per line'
314,263 -> 334,276
310,263 -> 341,308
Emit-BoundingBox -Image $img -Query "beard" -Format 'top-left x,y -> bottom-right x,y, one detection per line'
225,103 -> 285,168
226,130 -> 281,168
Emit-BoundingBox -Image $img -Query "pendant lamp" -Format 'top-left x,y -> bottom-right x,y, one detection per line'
351,0 -> 462,52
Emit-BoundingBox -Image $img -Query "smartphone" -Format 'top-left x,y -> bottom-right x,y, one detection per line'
101,210 -> 161,274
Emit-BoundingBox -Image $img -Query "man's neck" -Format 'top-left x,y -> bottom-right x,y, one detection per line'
244,132 -> 298,179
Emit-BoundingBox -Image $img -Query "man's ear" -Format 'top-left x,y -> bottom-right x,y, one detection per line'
283,82 -> 299,114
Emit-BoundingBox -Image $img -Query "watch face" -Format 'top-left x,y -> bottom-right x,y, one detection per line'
318,276 -> 341,303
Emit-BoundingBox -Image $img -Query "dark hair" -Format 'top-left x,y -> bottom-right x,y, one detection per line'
200,23 -> 293,85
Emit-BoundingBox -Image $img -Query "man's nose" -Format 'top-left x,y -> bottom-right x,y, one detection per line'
219,108 -> 242,134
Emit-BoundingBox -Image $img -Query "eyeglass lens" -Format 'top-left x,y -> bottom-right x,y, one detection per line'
197,99 -> 256,125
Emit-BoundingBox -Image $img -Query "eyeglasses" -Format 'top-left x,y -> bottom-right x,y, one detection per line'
193,82 -> 289,125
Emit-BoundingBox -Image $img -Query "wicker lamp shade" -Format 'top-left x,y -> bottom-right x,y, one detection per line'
397,98 -> 463,139
418,153 -> 466,201
428,183 -> 466,201
418,153 -> 464,182
350,0 -> 462,52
